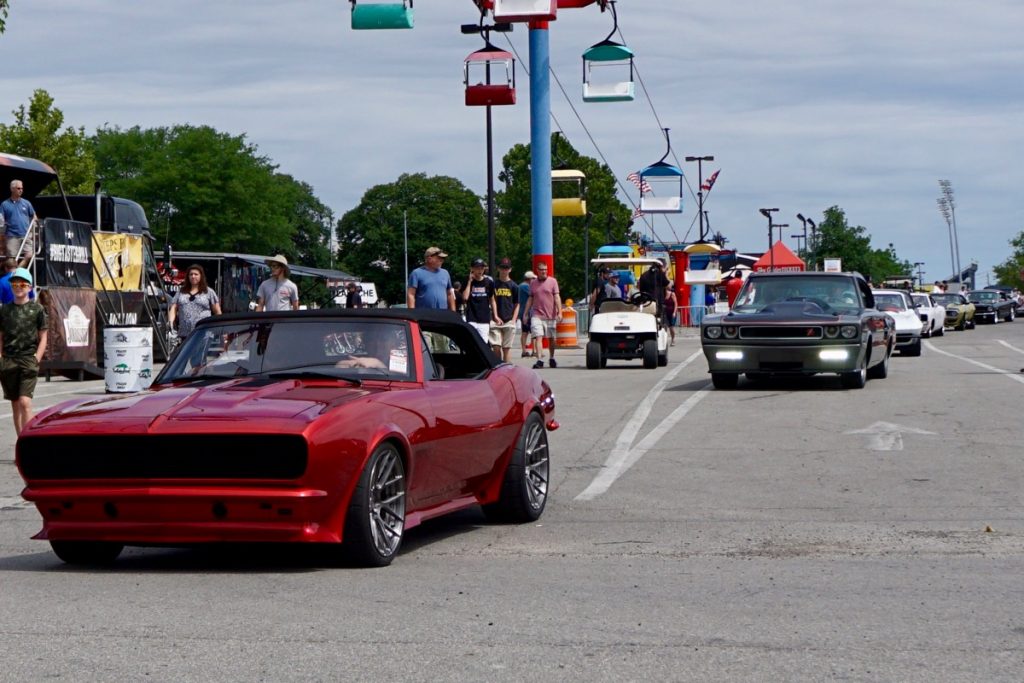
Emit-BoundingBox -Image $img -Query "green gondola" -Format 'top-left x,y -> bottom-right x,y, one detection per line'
351,0 -> 414,30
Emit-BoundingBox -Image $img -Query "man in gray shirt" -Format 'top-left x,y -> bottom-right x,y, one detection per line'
256,254 -> 299,311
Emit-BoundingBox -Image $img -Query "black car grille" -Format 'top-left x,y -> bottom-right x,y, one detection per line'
17,434 -> 308,480
739,326 -> 823,340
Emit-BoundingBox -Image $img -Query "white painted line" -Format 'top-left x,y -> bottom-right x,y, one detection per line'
924,340 -> 1024,385
996,339 -> 1024,355
576,350 -> 708,501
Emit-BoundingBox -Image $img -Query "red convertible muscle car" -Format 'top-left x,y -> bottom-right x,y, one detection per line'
16,309 -> 557,567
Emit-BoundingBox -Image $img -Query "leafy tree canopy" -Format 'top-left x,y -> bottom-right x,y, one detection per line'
0,89 -> 97,193
808,206 -> 912,284
0,1 -> 9,34
993,231 -> 1024,289
497,133 -> 633,301
336,173 -> 487,306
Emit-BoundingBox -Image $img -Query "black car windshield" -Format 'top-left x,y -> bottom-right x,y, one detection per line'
732,275 -> 862,314
969,291 -> 998,302
873,293 -> 908,311
158,319 -> 413,382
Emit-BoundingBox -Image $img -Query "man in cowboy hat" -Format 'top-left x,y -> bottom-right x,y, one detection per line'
256,254 -> 300,311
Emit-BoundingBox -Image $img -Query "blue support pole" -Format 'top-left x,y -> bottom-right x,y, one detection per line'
529,24 -> 554,275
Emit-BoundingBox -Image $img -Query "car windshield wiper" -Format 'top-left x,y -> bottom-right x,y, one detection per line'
265,369 -> 362,386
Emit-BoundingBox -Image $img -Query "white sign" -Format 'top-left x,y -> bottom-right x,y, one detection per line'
824,258 -> 842,273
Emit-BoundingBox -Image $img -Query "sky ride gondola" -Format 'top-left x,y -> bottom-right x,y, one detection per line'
551,169 -> 586,217
350,0 -> 414,30
464,45 -> 517,107
638,129 -> 684,214
490,0 -> 558,22
581,2 -> 634,103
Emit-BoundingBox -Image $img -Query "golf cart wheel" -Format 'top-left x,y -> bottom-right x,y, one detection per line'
642,339 -> 658,369
586,341 -> 603,370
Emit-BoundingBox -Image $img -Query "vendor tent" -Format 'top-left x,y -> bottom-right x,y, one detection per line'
751,241 -> 805,272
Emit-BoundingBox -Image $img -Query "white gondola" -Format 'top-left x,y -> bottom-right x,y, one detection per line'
638,129 -> 684,214
491,0 -> 557,22
581,3 -> 635,103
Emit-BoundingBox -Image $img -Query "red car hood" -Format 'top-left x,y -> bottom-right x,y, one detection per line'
30,378 -> 381,430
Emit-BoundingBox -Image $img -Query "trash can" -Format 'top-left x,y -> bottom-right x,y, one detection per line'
103,326 -> 154,393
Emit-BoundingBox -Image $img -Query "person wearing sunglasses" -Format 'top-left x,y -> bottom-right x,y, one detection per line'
0,257 -> 35,305
168,264 -> 222,339
1,179 -> 38,267
256,254 -> 300,312
0,267 -> 47,435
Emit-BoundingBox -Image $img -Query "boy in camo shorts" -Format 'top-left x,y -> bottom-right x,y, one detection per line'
0,268 -> 48,435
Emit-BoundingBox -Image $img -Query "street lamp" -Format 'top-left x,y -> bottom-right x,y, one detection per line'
913,261 -> 925,288
796,213 -> 808,256
685,155 -> 714,241
791,232 -> 804,255
759,208 -> 779,271
938,180 -> 962,285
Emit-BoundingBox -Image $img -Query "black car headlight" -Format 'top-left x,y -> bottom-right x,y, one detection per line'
840,325 -> 859,339
705,326 -> 722,339
723,326 -> 738,339
824,325 -> 839,338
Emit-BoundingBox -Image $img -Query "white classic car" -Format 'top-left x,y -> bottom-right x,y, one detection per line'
873,289 -> 923,356
911,293 -> 945,338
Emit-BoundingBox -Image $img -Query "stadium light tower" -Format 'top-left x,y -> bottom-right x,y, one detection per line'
938,180 -> 962,284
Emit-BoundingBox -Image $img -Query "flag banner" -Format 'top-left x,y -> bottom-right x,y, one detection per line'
43,287 -> 97,364
701,169 -> 720,192
631,207 -> 645,220
92,231 -> 144,291
42,219 -> 93,288
627,171 -> 652,194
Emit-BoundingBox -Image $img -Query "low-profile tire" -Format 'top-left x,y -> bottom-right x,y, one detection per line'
954,318 -> 965,331
841,361 -> 867,389
934,323 -> 944,337
1008,308 -> 1015,322
49,541 -> 123,565
711,372 -> 738,389
642,339 -> 658,369
484,412 -> 549,523
657,351 -> 668,367
867,343 -> 891,379
903,337 -> 922,357
968,318 -> 976,329
586,341 -> 603,370
745,372 -> 769,382
344,442 -> 406,567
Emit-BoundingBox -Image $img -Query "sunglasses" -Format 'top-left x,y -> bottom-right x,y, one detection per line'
10,282 -> 31,289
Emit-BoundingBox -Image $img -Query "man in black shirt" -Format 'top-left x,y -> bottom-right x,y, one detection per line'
462,258 -> 497,343
638,258 -> 670,316
489,258 -> 520,362
345,282 -> 363,308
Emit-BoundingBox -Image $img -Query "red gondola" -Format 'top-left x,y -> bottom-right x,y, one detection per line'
464,46 -> 516,107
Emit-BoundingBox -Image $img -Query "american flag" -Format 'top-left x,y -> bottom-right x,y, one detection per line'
701,169 -> 720,192
627,171 -> 652,194
631,207 -> 645,220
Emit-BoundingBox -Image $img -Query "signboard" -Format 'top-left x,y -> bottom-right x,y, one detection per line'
92,231 -> 144,291
43,287 -> 97,364
823,258 -> 842,273
42,219 -> 93,287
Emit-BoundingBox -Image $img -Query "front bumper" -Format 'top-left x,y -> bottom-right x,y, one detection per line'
702,342 -> 863,374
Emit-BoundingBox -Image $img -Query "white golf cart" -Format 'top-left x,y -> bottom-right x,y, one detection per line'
586,257 -> 670,369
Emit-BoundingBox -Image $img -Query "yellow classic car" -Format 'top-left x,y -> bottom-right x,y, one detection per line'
931,292 -> 975,330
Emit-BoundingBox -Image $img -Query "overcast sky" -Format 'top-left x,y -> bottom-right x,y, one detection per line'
2,1 -> 1022,284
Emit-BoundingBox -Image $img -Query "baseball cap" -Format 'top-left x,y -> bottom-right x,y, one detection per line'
498,257 -> 512,268
609,271 -> 620,278
524,270 -> 537,280
425,246 -> 448,258
471,257 -> 487,267
10,267 -> 32,285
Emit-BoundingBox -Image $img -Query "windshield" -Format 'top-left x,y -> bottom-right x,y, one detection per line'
874,293 -> 908,312
911,295 -> 931,308
931,293 -> 963,306
969,291 -> 998,303
158,319 -> 413,382
731,275 -> 862,314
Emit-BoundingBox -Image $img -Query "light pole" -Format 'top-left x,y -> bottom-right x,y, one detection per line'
913,261 -> 925,288
685,155 -> 714,241
796,213 -> 808,255
937,195 -> 956,283
759,208 -> 779,271
791,232 -> 804,256
775,224 -> 789,266
938,180 -> 962,284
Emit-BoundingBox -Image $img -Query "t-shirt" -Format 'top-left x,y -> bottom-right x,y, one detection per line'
493,278 -> 517,322
0,300 -> 47,357
172,289 -> 220,338
408,266 -> 452,310
1,198 -> 35,237
528,276 -> 560,319
257,277 -> 299,311
638,268 -> 669,298
464,277 -> 495,324
345,290 -> 363,308
518,282 -> 532,319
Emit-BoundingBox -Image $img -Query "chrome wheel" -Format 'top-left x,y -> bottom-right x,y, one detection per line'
522,418 -> 550,511
484,412 -> 550,522
367,447 -> 406,558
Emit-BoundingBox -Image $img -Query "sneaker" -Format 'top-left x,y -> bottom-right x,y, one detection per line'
549,358 -> 558,368
532,360 -> 544,369
521,351 -> 531,358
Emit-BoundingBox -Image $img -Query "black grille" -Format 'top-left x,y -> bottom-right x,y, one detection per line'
17,434 -> 308,480
739,326 -> 822,339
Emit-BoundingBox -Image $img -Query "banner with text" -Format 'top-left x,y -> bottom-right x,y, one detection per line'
42,219 -> 93,288
92,231 -> 144,291
43,287 -> 97,365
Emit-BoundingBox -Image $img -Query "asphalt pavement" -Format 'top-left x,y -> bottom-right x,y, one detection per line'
2,322 -> 1024,681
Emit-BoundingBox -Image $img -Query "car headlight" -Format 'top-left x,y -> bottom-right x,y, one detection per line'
824,325 -> 839,338
723,326 -> 738,339
840,325 -> 859,339
705,326 -> 722,339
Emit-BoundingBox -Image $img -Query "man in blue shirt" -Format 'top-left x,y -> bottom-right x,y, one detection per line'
1,180 -> 37,267
407,246 -> 455,310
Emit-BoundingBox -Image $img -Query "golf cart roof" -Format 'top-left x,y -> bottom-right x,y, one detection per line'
591,257 -> 665,268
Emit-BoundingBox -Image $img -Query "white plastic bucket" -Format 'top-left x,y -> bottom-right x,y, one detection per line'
103,326 -> 154,393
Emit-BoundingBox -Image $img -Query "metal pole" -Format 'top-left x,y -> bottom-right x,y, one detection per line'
403,210 -> 409,292
485,52 -> 496,274
529,24 -> 553,275
697,158 -> 704,240
950,202 -> 962,284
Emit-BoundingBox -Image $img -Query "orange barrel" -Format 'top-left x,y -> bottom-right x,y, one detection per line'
556,305 -> 578,348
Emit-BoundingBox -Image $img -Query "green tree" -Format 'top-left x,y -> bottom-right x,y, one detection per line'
275,173 -> 336,307
336,173 -> 487,306
808,206 -> 912,283
0,89 -> 96,193
1,1 -> 9,34
993,231 -> 1024,289
496,134 -> 632,301
93,124 -> 294,254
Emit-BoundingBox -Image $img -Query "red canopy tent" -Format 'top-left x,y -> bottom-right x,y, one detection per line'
751,241 -> 805,272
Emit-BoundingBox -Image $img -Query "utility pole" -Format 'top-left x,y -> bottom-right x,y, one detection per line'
759,208 -> 779,271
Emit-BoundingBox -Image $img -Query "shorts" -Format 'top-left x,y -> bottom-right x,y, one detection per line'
468,321 -> 490,343
0,355 -> 39,400
6,235 -> 26,261
530,317 -> 557,339
488,322 -> 515,348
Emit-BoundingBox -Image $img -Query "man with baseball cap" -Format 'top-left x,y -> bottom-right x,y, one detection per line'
0,267 -> 48,435
256,254 -> 300,311
408,246 -> 455,310
462,257 -> 497,342
518,269 -> 536,357
489,258 -> 520,361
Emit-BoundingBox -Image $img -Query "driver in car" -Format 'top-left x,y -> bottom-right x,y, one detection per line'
335,329 -> 398,370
